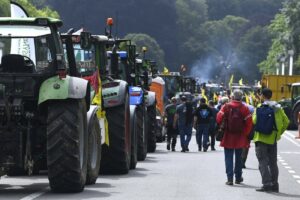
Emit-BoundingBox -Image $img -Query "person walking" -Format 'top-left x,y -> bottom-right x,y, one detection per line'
241,96 -> 255,168
193,98 -> 213,152
216,89 -> 253,185
165,97 -> 178,151
208,100 -> 218,151
253,88 -> 289,192
173,96 -> 194,152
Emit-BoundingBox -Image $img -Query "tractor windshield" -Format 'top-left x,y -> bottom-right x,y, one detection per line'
0,25 -> 58,73
73,44 -> 97,76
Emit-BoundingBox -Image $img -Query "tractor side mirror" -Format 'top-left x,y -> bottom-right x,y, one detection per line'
80,32 -> 91,50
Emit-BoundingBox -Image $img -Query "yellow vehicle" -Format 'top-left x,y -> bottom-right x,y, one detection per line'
261,75 -> 300,101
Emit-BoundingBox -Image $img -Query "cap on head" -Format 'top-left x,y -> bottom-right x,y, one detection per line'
221,96 -> 229,104
262,88 -> 272,99
232,89 -> 243,101
181,95 -> 187,101
171,97 -> 177,103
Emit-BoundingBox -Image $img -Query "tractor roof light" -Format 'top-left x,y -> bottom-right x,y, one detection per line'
107,18 -> 113,26
142,46 -> 147,53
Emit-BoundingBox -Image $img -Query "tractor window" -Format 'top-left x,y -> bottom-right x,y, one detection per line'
0,24 -> 56,73
73,44 -> 96,77
0,36 -> 55,73
292,86 -> 300,100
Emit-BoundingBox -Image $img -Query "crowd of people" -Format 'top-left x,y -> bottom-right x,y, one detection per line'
164,88 -> 289,193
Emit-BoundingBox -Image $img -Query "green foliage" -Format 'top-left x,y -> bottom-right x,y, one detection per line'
238,26 -> 271,79
12,0 -> 59,18
0,0 -> 10,17
124,33 -> 166,70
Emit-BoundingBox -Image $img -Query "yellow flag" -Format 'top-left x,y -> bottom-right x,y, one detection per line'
228,74 -> 234,89
213,92 -> 218,103
163,67 -> 169,75
245,94 -> 250,105
201,89 -> 208,103
239,78 -> 243,86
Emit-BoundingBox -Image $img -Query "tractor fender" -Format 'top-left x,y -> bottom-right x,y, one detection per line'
38,75 -> 90,110
102,80 -> 128,108
146,91 -> 156,107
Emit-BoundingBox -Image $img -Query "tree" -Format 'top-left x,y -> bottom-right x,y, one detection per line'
12,0 -> 59,18
237,26 -> 271,81
0,0 -> 10,17
124,33 -> 166,70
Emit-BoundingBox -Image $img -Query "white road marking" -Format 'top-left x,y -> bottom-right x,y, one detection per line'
282,134 -> 300,147
285,166 -> 292,169
20,188 -> 47,200
288,170 -> 296,174
297,180 -> 300,184
293,175 -> 300,179
281,163 -> 288,165
280,151 -> 300,154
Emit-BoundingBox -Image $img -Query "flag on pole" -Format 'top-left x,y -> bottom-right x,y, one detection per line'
228,74 -> 234,89
163,67 -> 169,75
239,78 -> 243,86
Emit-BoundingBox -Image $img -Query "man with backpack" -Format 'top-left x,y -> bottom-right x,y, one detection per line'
253,88 -> 289,193
173,96 -> 194,152
193,98 -> 213,152
165,97 -> 178,151
216,89 -> 253,186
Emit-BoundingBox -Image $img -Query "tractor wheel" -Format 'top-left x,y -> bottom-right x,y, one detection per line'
147,105 -> 157,153
130,106 -> 138,169
47,99 -> 88,193
100,94 -> 131,174
86,114 -> 101,185
292,104 -> 300,129
137,106 -> 148,161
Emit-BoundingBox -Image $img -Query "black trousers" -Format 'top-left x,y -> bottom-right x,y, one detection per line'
166,125 -> 177,149
255,142 -> 278,187
209,123 -> 216,148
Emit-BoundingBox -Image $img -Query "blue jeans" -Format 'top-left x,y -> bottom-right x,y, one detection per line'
178,124 -> 192,149
196,124 -> 210,149
224,148 -> 243,181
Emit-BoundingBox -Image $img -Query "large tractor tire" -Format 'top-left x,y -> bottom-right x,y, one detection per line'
86,115 -> 101,185
100,94 -> 131,174
130,106 -> 138,169
147,105 -> 157,153
47,99 -> 88,193
292,104 -> 300,129
137,106 -> 148,161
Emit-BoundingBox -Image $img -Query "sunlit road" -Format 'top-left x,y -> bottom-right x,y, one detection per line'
0,131 -> 300,200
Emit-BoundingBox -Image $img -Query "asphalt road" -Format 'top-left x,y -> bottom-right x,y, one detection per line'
0,130 -> 300,200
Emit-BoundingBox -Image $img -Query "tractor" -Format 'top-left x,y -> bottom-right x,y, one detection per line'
0,17 -> 102,192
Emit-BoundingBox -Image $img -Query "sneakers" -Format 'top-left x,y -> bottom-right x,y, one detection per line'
235,177 -> 244,184
203,148 -> 207,152
226,181 -> 233,186
172,148 -> 175,152
211,147 -> 216,151
181,149 -> 186,152
256,186 -> 272,192
186,147 -> 189,152
198,146 -> 202,151
167,144 -> 170,150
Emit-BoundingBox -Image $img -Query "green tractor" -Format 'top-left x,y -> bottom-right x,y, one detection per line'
0,17 -> 102,192
66,29 -> 139,174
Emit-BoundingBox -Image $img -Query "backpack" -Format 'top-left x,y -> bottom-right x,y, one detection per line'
255,104 -> 276,135
225,104 -> 244,134
199,109 -> 209,119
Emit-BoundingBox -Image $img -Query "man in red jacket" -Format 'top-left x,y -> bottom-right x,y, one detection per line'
216,89 -> 253,185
